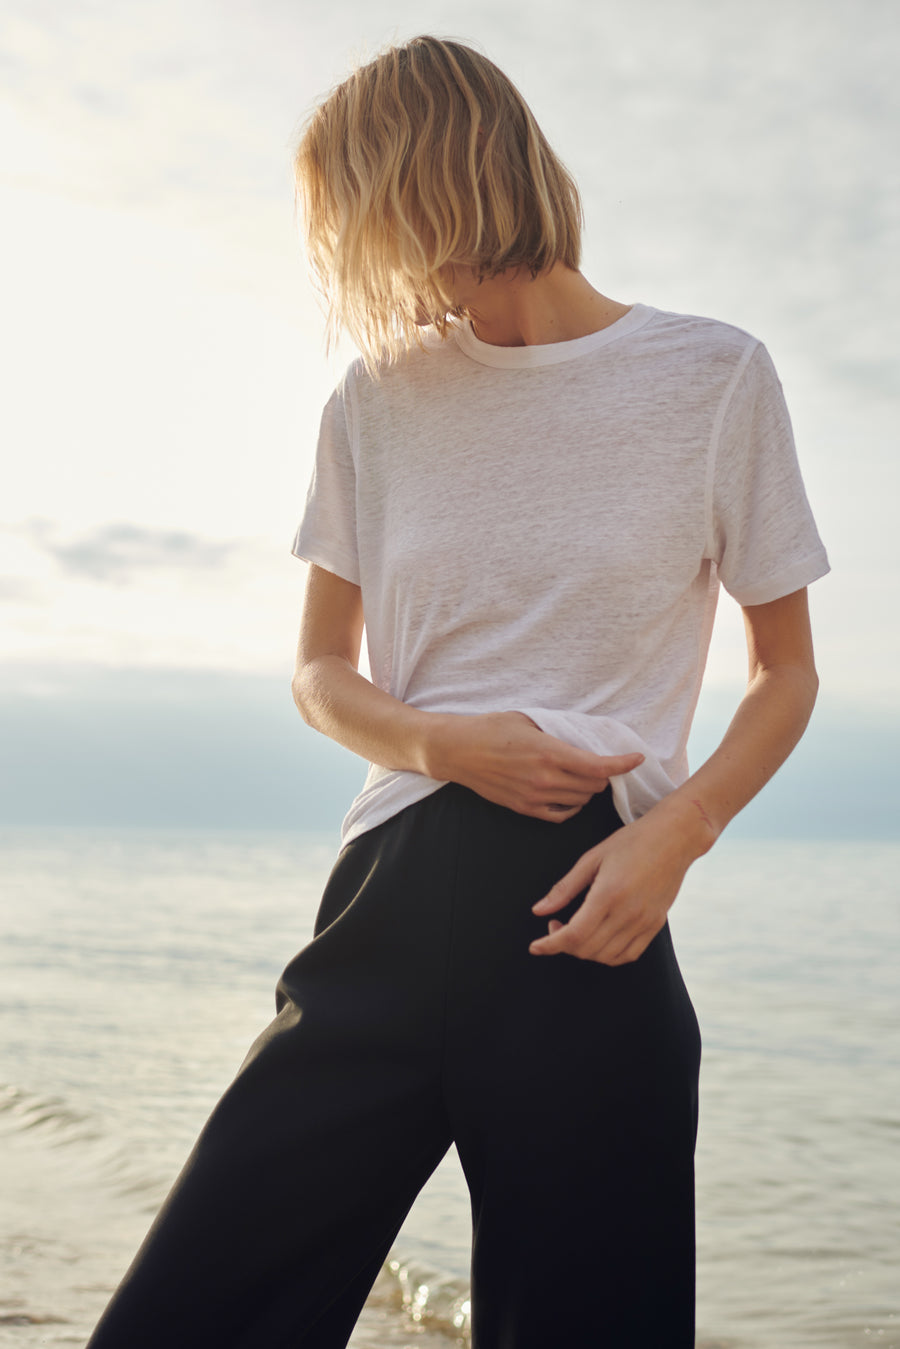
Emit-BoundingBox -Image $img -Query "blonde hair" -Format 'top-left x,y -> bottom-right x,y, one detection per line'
293,36 -> 583,370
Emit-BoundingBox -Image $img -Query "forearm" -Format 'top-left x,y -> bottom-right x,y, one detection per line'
651,661 -> 820,860
292,654 -> 445,777
293,654 -> 644,817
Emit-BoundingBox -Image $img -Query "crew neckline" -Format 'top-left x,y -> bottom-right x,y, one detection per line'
452,302 -> 656,368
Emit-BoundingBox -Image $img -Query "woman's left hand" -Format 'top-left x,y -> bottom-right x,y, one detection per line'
529,799 -> 713,965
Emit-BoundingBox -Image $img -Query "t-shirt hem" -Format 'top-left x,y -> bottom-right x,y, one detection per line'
340,775 -> 447,848
725,549 -> 831,607
291,536 -> 361,587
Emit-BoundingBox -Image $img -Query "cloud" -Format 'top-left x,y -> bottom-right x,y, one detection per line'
0,576 -> 46,605
18,519 -> 238,585
0,519 -> 301,675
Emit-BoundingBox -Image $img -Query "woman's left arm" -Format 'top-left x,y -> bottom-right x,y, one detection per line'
530,587 -> 820,964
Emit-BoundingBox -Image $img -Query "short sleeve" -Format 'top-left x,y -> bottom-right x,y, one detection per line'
709,341 -> 830,605
291,380 -> 361,586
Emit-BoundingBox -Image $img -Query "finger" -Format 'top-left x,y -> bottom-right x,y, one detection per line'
603,939 -> 649,966
596,924 -> 662,967
531,922 -> 588,955
578,913 -> 664,965
540,776 -> 618,806
527,758 -> 642,810
531,851 -> 600,914
555,749 -> 645,784
529,930 -> 563,955
527,740 -> 643,792
598,751 -> 645,778
532,802 -> 584,823
530,898 -> 614,956
543,789 -> 597,814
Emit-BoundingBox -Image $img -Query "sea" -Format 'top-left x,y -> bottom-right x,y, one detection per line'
0,826 -> 897,1348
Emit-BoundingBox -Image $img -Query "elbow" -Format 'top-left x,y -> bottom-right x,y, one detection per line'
808,665 -> 820,707
800,656 -> 820,716
748,657 -> 820,734
789,660 -> 820,736
291,667 -> 316,727
292,649 -> 355,731
750,658 -> 817,695
798,665 -> 820,745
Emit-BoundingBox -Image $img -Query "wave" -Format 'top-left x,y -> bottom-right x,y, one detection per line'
0,1082 -> 98,1144
0,1081 -> 168,1208
370,1254 -> 471,1343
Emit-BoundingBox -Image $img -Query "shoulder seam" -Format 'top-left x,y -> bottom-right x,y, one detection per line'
342,366 -> 361,466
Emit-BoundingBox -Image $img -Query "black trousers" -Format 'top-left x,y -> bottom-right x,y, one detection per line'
87,784 -> 701,1348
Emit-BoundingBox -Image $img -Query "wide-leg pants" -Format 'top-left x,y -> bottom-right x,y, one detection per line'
87,783 -> 701,1348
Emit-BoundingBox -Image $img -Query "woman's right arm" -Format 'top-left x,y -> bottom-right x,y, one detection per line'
292,564 -> 642,823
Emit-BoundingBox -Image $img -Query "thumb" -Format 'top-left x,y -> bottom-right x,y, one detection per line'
595,751 -> 644,777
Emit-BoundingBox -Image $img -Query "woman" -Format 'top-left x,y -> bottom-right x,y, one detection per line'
88,35 -> 829,1348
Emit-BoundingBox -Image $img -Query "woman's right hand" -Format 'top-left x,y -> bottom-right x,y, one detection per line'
425,710 -> 644,823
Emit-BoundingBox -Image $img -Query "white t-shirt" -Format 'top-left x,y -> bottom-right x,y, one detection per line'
293,303 -> 829,846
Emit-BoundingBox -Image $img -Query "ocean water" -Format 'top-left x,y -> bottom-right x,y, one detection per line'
1,825 -> 898,1347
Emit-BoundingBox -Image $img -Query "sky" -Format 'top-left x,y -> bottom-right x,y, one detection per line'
1,0 -> 897,836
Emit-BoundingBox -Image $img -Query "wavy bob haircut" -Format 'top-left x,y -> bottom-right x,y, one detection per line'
293,36 -> 583,370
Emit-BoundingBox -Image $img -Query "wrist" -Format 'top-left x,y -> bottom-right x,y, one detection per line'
418,711 -> 461,781
651,790 -> 719,862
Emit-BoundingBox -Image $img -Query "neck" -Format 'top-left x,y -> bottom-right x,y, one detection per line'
457,265 -> 631,347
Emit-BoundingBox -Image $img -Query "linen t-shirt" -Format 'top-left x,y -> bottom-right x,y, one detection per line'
293,303 -> 830,846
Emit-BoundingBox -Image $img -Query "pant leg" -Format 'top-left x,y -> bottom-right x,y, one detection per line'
443,787 -> 702,1349
87,792 -> 461,1349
